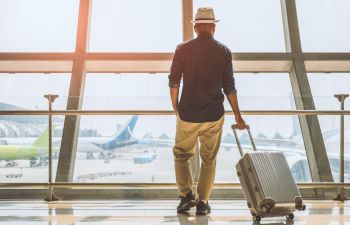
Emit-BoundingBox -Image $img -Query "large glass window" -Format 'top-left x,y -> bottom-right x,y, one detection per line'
218,115 -> 310,183
296,0 -> 350,52
78,74 -> 175,182
83,73 -> 171,110
0,74 -> 70,110
0,116 -> 64,182
0,0 -> 79,52
308,73 -> 350,182
216,73 -> 310,183
308,73 -> 350,110
82,73 -> 309,183
231,73 -> 295,110
89,0 -> 182,52
74,115 -> 176,183
0,74 -> 70,182
193,0 -> 286,52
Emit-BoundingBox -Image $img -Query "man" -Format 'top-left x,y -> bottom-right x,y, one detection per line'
168,7 -> 246,215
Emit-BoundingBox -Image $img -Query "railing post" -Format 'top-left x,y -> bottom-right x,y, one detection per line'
44,94 -> 59,202
333,94 -> 349,201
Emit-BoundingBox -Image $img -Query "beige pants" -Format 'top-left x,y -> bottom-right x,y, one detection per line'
173,115 -> 224,202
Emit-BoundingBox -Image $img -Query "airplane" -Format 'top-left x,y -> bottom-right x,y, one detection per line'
0,115 -> 139,167
77,115 -> 139,160
0,126 -> 57,167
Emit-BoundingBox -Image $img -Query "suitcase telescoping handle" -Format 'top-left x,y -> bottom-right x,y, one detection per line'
231,124 -> 257,157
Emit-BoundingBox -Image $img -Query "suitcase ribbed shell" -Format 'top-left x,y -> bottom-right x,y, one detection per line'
236,152 -> 302,217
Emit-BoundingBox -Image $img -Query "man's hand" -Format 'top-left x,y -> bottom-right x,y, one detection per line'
235,116 -> 246,130
226,94 -> 246,129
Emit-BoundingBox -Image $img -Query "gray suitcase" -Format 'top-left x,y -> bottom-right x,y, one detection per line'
232,125 -> 305,223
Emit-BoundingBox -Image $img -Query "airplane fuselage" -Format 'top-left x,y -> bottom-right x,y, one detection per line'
0,145 -> 58,161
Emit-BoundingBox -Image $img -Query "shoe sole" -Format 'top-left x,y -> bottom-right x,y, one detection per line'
177,200 -> 198,213
196,209 -> 211,216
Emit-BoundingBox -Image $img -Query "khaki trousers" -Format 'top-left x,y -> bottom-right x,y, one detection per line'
173,115 -> 224,201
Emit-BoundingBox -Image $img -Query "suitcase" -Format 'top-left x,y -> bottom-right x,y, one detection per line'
232,124 -> 306,222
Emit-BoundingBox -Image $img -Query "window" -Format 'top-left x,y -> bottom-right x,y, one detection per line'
296,0 -> 350,52
229,73 -> 295,110
215,73 -> 309,182
0,74 -> 70,110
74,115 -> 176,183
0,74 -> 70,182
0,0 -> 79,52
89,0 -> 182,52
193,0 -> 286,52
308,73 -> 350,181
83,73 -> 171,110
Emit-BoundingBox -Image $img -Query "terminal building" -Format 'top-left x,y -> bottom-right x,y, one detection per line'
0,0 -> 349,224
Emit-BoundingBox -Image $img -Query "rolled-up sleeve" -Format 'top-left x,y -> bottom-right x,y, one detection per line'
222,48 -> 237,95
168,44 -> 183,88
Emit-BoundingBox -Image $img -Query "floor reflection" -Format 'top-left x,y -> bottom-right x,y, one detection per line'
53,203 -> 75,225
177,213 -> 209,225
0,200 -> 349,224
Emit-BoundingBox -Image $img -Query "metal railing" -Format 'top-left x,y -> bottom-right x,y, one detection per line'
0,94 -> 349,201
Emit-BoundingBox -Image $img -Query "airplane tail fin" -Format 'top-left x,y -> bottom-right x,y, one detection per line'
32,126 -> 53,147
93,116 -> 139,150
113,115 -> 138,141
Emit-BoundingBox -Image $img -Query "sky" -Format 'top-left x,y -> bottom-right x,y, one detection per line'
0,0 -> 350,138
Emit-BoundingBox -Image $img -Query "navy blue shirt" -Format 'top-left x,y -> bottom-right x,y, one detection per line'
168,33 -> 237,123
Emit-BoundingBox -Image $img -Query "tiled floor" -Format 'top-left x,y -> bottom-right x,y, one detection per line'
0,200 -> 349,224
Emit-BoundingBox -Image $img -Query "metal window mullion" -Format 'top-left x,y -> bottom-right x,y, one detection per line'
56,0 -> 92,182
181,0 -> 199,187
280,0 -> 333,183
182,0 -> 194,42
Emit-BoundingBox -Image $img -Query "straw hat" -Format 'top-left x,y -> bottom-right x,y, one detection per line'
191,7 -> 219,24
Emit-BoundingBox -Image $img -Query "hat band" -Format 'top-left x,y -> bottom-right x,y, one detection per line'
195,18 -> 215,20
192,19 -> 218,24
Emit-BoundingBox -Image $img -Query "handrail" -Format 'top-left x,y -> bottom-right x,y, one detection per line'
1,105 -> 349,201
0,109 -> 350,116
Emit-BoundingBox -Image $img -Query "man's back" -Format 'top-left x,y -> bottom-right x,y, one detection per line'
170,7 -> 246,215
169,33 -> 235,122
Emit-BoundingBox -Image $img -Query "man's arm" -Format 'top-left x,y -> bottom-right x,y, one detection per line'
170,87 -> 180,116
168,44 -> 183,116
222,48 -> 246,129
226,93 -> 246,129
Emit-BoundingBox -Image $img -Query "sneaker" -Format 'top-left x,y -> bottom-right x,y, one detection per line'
196,201 -> 211,215
177,192 -> 198,213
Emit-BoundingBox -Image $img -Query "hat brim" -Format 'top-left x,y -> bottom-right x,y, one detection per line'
191,19 -> 219,24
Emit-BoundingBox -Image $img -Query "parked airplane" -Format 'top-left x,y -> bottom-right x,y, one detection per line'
0,115 -> 139,166
0,127 -> 56,167
77,116 -> 139,159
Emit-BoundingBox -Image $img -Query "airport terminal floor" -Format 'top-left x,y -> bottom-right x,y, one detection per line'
0,200 -> 349,224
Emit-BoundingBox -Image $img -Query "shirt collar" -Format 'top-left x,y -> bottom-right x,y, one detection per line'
197,33 -> 214,40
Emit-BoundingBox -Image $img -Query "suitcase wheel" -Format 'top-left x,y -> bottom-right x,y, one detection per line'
302,204 -> 306,211
296,204 -> 306,211
261,205 -> 271,213
252,215 -> 261,223
295,196 -> 304,211
286,213 -> 294,221
259,198 -> 275,213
